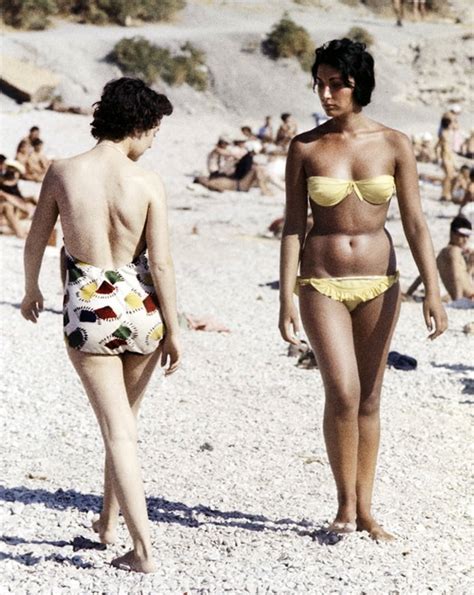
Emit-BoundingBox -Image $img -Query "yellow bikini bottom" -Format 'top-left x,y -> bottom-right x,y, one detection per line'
296,271 -> 399,312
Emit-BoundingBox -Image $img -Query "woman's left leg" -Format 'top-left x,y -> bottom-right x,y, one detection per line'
351,283 -> 401,541
94,348 -> 162,544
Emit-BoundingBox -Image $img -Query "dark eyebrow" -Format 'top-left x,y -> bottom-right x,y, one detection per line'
315,76 -> 344,83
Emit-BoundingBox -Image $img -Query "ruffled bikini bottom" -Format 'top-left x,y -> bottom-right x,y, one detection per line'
296,271 -> 399,312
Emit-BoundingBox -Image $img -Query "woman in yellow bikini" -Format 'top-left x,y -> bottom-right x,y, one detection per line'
279,39 -> 447,541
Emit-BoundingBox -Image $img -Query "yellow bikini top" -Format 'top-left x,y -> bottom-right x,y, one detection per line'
307,175 -> 395,207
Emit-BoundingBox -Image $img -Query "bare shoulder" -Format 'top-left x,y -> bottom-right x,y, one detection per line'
290,123 -> 330,154
378,125 -> 412,152
136,168 -> 166,203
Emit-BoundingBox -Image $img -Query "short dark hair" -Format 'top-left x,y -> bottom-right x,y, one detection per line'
91,77 -> 173,141
0,154 -> 6,163
30,126 -> 40,132
460,164 -> 469,172
281,113 -> 290,121
312,38 -> 375,107
440,117 -> 452,130
31,138 -> 43,147
450,216 -> 472,235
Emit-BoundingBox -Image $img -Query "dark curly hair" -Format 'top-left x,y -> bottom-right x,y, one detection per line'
311,38 -> 375,107
91,77 -> 173,141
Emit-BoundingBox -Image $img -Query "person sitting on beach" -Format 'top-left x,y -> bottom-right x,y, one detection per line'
0,154 -> 7,180
24,139 -> 50,182
275,113 -> 298,151
405,216 -> 473,301
195,142 -> 272,195
436,117 -> 456,201
15,140 -> 30,169
1,160 -> 37,208
207,136 -> 237,178
20,77 -> 181,573
257,116 -> 274,142
451,165 -> 471,204
460,128 -> 474,159
241,125 -> 258,141
0,161 -> 35,237
457,168 -> 474,212
418,133 -> 435,163
21,126 -> 41,152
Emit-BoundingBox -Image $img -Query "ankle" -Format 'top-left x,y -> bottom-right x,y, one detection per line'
133,542 -> 154,560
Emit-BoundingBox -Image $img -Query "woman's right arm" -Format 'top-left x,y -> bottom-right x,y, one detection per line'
146,173 -> 181,374
279,138 -> 308,344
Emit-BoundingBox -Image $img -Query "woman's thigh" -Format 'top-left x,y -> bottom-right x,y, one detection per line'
67,348 -> 136,441
351,283 -> 401,400
299,287 -> 360,399
122,348 -> 162,411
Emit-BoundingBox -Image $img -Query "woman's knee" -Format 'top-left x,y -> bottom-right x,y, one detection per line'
359,390 -> 381,417
325,383 -> 360,418
100,415 -> 137,447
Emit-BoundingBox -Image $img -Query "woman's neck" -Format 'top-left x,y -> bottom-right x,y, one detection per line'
330,110 -> 368,134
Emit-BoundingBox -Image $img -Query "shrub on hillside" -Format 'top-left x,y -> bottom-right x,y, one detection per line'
108,37 -> 208,91
1,0 -> 56,30
160,42 -> 208,91
262,15 -> 314,71
74,0 -> 187,26
108,37 -> 169,85
345,26 -> 374,47
2,0 -> 186,29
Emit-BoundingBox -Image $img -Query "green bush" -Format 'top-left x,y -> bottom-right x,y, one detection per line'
345,26 -> 374,47
108,37 -> 208,91
262,15 -> 314,71
2,0 -> 186,29
1,0 -> 56,30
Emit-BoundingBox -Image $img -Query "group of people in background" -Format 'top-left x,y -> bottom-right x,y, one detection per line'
193,113 -> 298,195
0,126 -> 49,238
412,104 -> 473,208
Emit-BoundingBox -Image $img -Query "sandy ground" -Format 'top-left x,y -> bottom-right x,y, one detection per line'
1,1 -> 473,593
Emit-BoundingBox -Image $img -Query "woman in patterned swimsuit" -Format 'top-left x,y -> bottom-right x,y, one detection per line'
21,78 -> 181,573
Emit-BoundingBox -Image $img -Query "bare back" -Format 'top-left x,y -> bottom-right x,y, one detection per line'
53,144 -> 158,269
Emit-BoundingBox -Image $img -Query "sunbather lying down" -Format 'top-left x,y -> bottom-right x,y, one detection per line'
195,164 -> 273,196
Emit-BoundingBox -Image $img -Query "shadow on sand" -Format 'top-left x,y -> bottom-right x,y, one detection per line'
0,485 -> 342,555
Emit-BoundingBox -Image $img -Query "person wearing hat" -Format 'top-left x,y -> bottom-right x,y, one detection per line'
405,216 -> 473,301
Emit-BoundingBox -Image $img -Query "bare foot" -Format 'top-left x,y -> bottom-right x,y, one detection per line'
111,549 -> 157,573
327,519 -> 357,534
92,517 -> 117,545
357,517 -> 395,542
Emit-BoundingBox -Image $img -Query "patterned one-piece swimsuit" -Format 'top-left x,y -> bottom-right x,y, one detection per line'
63,247 -> 165,355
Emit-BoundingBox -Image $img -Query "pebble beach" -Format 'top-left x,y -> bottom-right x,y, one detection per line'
1,1 -> 473,592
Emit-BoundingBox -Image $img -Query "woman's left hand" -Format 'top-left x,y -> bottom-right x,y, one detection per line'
423,296 -> 448,340
20,288 -> 44,323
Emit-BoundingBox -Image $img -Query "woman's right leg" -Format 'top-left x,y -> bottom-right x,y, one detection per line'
299,288 -> 361,528
67,348 -> 157,572
94,349 -> 162,545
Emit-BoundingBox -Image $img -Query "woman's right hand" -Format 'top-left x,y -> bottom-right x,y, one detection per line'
279,301 -> 301,345
20,288 -> 44,323
160,333 -> 182,375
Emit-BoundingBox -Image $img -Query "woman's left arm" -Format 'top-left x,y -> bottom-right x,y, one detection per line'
21,165 -> 60,322
394,132 -> 448,340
